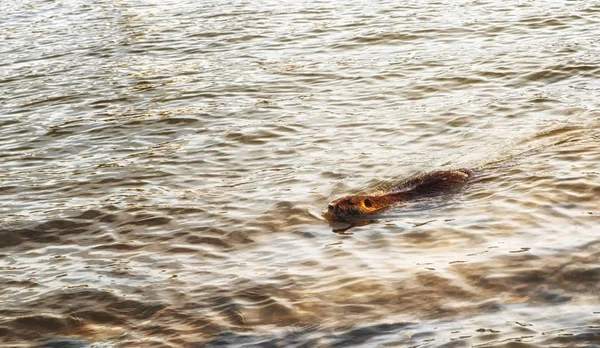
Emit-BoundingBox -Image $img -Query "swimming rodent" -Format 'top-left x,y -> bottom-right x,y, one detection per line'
324,169 -> 472,222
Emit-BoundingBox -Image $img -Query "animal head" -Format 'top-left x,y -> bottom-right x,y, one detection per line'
324,195 -> 380,221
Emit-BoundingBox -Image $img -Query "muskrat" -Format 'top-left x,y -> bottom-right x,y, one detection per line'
325,169 -> 472,222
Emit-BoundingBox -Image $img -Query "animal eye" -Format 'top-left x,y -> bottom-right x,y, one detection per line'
363,199 -> 372,208
345,199 -> 353,205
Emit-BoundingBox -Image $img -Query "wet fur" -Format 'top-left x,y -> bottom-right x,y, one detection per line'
325,169 -> 472,222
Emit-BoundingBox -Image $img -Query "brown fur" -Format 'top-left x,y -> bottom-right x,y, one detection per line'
325,169 -> 472,222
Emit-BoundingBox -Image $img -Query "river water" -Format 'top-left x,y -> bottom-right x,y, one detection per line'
1,0 -> 600,347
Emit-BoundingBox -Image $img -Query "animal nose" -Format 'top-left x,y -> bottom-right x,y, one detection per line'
328,204 -> 335,212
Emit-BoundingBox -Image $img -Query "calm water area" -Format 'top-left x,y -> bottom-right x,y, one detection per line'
1,0 -> 600,347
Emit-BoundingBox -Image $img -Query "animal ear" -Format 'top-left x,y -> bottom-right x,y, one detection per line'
363,199 -> 373,208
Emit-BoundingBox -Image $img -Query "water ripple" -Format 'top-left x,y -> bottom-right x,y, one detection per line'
1,0 -> 600,346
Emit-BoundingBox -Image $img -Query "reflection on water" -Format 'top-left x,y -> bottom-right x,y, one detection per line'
1,0 -> 600,346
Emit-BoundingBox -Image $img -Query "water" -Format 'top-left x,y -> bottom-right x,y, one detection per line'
1,0 -> 600,346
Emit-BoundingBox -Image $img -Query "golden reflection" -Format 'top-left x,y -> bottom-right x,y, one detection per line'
2,0 -> 600,346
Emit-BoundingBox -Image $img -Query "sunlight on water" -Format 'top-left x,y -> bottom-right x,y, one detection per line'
1,0 -> 599,346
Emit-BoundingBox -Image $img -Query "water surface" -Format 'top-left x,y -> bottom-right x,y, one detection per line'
1,0 -> 600,347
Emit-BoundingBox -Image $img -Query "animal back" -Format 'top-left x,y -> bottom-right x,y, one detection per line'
390,169 -> 471,199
